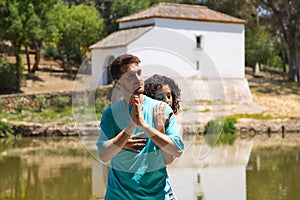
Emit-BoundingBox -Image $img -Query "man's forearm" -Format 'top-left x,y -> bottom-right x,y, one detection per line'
100,125 -> 135,163
141,125 -> 182,158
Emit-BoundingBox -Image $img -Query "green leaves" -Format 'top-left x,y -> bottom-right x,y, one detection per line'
204,118 -> 237,146
245,26 -> 281,68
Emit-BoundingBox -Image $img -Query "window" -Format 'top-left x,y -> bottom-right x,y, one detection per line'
196,35 -> 202,48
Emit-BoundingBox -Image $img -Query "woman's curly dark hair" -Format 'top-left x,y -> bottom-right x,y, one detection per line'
144,74 -> 181,114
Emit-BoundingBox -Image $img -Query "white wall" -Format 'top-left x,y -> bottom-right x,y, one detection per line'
156,18 -> 245,78
128,28 -> 202,77
121,18 -> 245,78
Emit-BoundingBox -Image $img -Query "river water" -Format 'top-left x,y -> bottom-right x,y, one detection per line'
0,137 -> 299,200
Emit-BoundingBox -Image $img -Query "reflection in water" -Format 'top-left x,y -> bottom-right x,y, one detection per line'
0,156 -> 92,200
1,137 -> 300,200
167,140 -> 252,200
0,137 -> 92,200
92,160 -> 108,198
246,145 -> 300,200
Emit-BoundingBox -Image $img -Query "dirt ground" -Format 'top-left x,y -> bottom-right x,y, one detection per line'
20,58 -> 77,94
245,67 -> 300,119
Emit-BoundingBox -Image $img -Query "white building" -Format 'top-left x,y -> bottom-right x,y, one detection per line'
90,3 -> 252,102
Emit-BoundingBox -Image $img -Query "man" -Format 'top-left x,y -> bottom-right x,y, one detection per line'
96,54 -> 184,199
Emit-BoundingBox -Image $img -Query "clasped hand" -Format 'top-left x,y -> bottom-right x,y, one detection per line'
123,96 -> 173,153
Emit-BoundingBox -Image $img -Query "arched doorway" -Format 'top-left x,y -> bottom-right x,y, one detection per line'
103,55 -> 114,85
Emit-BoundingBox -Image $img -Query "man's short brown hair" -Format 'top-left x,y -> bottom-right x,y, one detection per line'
109,54 -> 141,80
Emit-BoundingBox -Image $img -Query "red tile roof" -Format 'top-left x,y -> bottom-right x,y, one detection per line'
117,3 -> 246,24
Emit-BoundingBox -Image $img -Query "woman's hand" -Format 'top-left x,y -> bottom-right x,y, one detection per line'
154,102 -> 173,134
123,132 -> 147,153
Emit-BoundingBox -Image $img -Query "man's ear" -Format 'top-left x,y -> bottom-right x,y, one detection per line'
113,79 -> 118,85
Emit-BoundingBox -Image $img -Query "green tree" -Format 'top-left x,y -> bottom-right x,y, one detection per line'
94,0 -> 171,36
0,0 -> 63,74
49,4 -> 105,68
245,26 -> 281,69
254,0 -> 300,82
25,0 -> 63,73
197,0 -> 257,22
0,0 -> 25,90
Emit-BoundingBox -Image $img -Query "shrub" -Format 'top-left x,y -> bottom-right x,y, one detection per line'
0,55 -> 20,92
95,97 -> 110,114
204,117 -> 237,146
0,121 -> 13,137
54,96 -> 70,108
35,95 -> 49,112
0,98 -> 7,110
15,97 -> 30,113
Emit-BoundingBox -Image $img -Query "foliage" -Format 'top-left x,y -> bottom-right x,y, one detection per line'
0,98 -> 7,109
35,95 -> 50,112
204,117 -> 237,146
0,0 -> 62,76
45,4 -> 105,67
95,0 -> 186,35
0,121 -> 13,138
198,0 -> 256,22
0,55 -> 20,92
0,0 -> 104,89
15,97 -> 30,113
254,0 -> 300,82
95,97 -> 110,114
54,96 -> 70,108
245,27 -> 282,68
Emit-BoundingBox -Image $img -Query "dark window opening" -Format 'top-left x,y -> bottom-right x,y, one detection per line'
196,35 -> 202,48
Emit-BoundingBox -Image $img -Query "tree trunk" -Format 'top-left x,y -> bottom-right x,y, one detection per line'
281,51 -> 287,73
31,39 -> 40,73
254,62 -> 260,74
13,45 -> 22,92
288,51 -> 297,82
297,51 -> 300,82
25,45 -> 31,73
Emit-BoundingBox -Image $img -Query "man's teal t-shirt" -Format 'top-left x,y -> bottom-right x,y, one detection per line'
96,95 -> 184,200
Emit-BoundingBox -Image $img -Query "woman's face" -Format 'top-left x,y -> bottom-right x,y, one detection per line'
154,84 -> 173,107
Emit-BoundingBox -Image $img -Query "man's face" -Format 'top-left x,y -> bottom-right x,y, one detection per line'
118,63 -> 144,97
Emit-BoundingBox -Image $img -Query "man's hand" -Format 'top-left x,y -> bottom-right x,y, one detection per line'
131,95 -> 147,127
123,132 -> 147,153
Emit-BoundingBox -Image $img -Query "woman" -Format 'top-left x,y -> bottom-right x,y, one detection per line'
144,74 -> 181,115
145,74 -> 182,200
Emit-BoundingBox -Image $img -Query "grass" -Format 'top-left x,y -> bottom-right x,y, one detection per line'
0,95 -> 110,130
0,106 -> 108,127
0,107 -> 73,125
228,113 -> 274,120
198,108 -> 211,113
